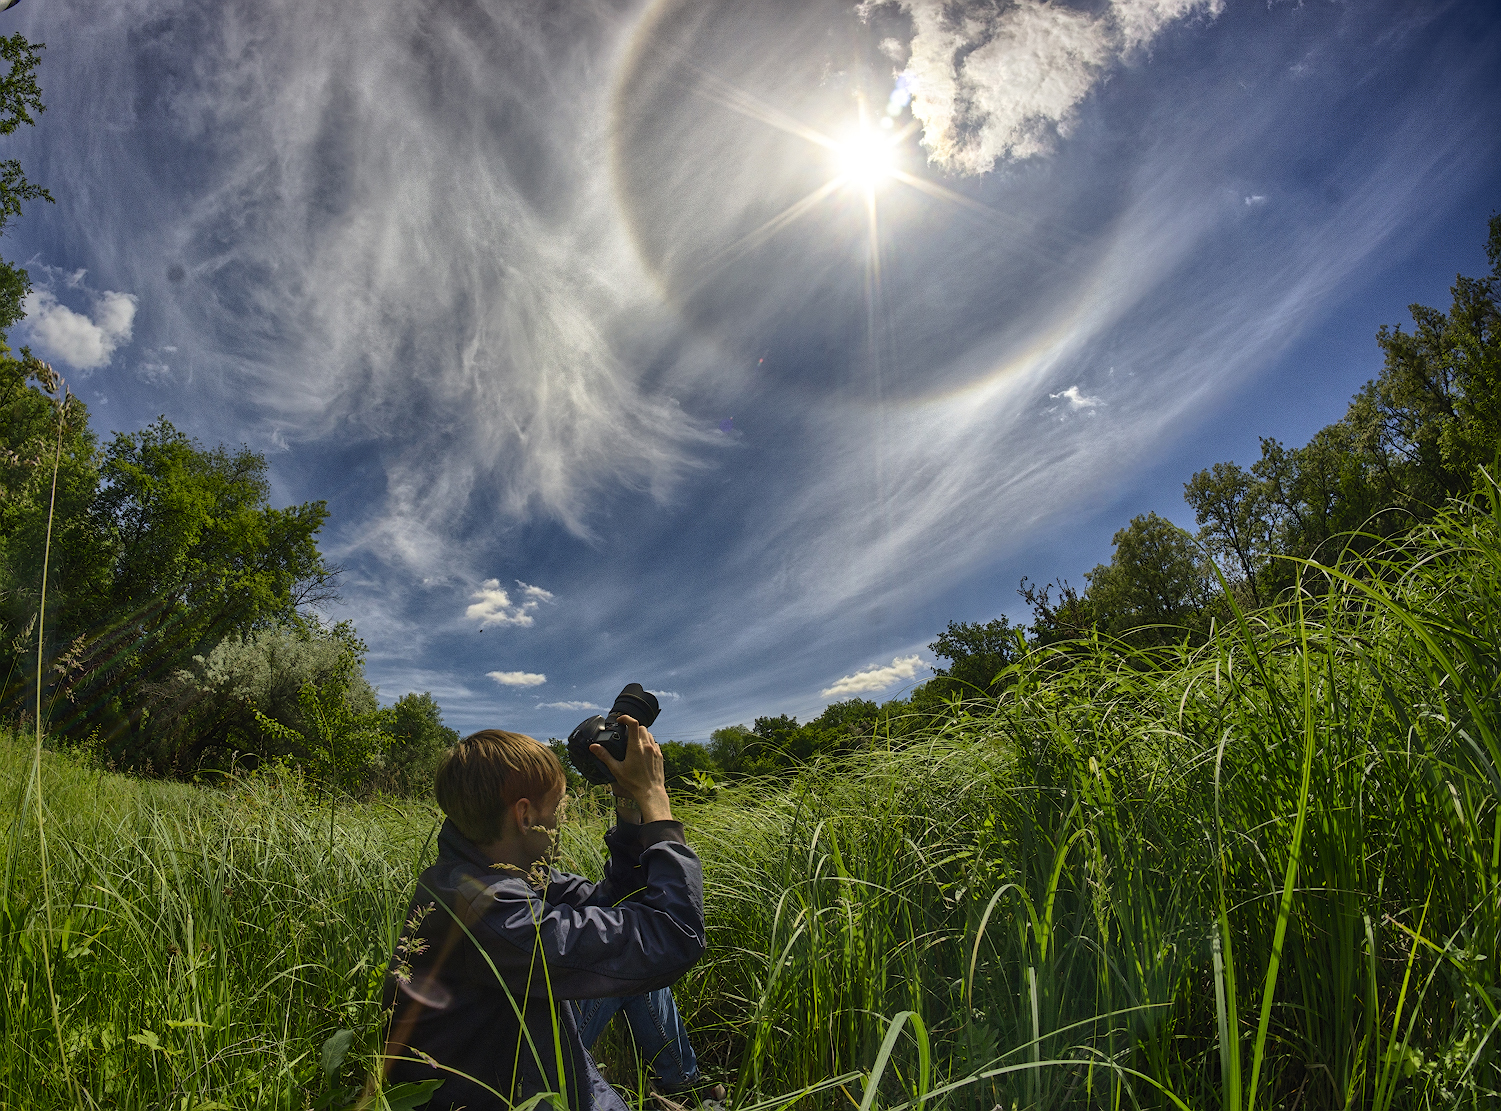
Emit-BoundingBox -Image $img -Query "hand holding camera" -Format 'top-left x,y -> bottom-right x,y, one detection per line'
569,684 -> 673,824
591,715 -> 671,824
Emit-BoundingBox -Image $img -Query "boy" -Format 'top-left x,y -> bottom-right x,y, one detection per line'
381,715 -> 705,1111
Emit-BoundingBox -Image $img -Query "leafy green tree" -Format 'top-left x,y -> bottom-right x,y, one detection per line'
751,714 -> 807,768
1183,460 -> 1273,605
802,698 -> 883,755
253,648 -> 388,793
1082,512 -> 1215,645
1193,215 -> 1501,602
918,618 -> 1019,701
0,32 -> 51,337
660,739 -> 717,787
0,33 -> 50,237
708,724 -> 753,777
376,692 -> 458,796
44,419 -> 337,762
0,360 -> 105,708
136,619 -> 374,776
548,738 -> 589,794
1018,577 -> 1093,648
0,33 -> 79,724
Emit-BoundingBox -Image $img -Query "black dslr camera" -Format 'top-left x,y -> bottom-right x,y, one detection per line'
567,683 -> 661,785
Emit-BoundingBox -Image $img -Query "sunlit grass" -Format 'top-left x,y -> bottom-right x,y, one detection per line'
5,479 -> 1501,1108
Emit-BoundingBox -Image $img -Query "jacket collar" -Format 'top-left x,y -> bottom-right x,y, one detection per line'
437,817 -> 499,872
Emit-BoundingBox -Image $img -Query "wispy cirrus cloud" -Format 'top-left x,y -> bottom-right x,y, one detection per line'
538,700 -> 601,711
487,670 -> 547,688
821,655 -> 925,699
466,581 -> 554,627
44,0 -> 717,566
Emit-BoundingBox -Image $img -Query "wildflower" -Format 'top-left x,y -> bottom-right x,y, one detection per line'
392,903 -> 436,985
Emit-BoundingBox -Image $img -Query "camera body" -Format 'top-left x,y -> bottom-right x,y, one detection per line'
567,683 -> 661,786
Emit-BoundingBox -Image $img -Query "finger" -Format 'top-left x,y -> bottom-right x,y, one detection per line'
617,714 -> 644,755
588,742 -> 626,774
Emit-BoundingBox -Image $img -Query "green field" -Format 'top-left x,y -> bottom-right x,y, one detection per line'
5,482 -> 1501,1110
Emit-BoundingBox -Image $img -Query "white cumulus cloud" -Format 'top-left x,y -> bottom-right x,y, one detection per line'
487,670 -> 547,687
466,580 -> 554,626
889,0 -> 1223,175
538,700 -> 602,711
21,288 -> 138,370
821,655 -> 926,698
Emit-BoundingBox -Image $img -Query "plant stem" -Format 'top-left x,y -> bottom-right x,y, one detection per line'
31,380 -> 76,1097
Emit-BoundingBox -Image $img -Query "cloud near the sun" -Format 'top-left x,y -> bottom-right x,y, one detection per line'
888,0 -> 1223,175
820,655 -> 926,698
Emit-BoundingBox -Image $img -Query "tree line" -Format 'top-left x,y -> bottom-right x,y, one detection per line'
0,35 -> 456,793
614,212 -> 1501,790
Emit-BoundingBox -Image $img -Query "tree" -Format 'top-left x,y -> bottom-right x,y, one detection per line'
1018,577 -> 1092,647
1083,512 -> 1214,645
0,360 -> 106,713
1184,460 -> 1273,605
659,740 -> 717,787
1190,215 -> 1501,602
802,698 -> 882,755
39,419 -> 337,763
0,33 -> 51,331
751,714 -> 806,767
920,617 -> 1019,701
708,724 -> 753,777
378,692 -> 458,796
253,647 -> 388,794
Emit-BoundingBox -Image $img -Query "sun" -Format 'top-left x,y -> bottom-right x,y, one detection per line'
833,127 -> 896,190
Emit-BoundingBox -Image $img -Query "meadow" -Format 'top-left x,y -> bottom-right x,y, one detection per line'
4,479 -> 1501,1110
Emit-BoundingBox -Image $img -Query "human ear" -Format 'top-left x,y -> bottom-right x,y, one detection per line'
511,797 -> 532,833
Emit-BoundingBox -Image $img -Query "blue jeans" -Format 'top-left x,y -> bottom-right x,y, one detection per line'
572,987 -> 700,1089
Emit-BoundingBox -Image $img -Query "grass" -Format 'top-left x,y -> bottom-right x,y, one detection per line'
4,478 -> 1501,1108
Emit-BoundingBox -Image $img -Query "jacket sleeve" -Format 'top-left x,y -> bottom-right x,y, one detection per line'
545,821 -> 681,909
454,829 -> 705,1001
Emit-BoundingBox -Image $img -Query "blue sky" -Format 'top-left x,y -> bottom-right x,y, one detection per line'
5,0 -> 1499,743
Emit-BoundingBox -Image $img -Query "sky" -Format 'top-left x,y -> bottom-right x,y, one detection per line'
4,0 -> 1499,743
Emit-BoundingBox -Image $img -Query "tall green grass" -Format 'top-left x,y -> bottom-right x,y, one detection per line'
5,478 -> 1501,1108
677,478 -> 1501,1110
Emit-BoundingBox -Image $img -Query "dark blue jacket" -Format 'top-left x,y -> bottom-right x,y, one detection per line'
381,817 -> 705,1111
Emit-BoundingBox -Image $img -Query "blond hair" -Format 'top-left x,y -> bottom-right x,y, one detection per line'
434,730 -> 565,843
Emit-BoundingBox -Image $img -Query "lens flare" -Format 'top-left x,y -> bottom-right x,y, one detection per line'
834,129 -> 896,190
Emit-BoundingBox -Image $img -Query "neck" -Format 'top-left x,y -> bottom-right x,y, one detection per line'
476,829 -> 544,874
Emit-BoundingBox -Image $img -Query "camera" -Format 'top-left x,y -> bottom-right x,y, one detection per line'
567,683 -> 661,786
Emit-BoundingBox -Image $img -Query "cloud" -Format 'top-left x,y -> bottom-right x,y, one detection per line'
487,670 -> 547,687
21,288 -> 138,370
890,0 -> 1222,174
1050,385 -> 1103,409
1245,194 -> 1268,206
466,580 -> 554,626
538,700 -> 602,711
821,655 -> 926,698
72,1 -> 718,562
